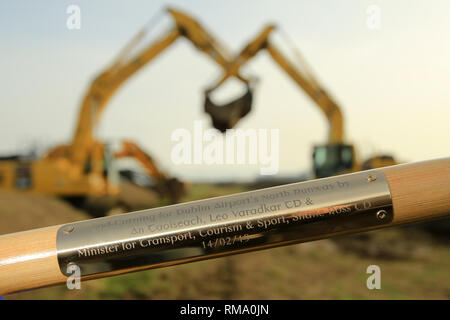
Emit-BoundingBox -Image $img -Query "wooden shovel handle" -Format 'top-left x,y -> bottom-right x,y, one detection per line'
1,157 -> 449,295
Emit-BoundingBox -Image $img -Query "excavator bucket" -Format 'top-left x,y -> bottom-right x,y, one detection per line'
204,86 -> 253,132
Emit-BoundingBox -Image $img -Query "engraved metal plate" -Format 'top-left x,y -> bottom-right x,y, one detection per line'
57,171 -> 393,277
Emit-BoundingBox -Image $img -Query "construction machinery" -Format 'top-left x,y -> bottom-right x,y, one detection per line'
0,7 -> 250,213
115,141 -> 185,203
204,25 -> 397,178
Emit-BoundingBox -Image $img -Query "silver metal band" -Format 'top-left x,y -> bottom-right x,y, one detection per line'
57,170 -> 393,277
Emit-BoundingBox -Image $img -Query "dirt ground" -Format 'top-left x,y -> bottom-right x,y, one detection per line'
0,191 -> 89,234
1,184 -> 449,300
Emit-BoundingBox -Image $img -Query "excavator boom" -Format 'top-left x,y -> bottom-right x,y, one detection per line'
209,25 -> 344,144
115,141 -> 185,203
69,7 -> 249,169
40,7 -> 251,202
206,24 -> 397,178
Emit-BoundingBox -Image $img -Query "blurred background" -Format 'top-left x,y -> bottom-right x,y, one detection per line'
0,0 -> 449,299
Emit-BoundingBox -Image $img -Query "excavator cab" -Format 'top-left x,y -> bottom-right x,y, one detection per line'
313,144 -> 355,178
204,84 -> 253,132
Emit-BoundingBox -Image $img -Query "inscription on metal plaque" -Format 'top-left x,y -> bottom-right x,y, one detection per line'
57,171 -> 393,277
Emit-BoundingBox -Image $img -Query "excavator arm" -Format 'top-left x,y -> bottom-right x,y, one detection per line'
69,28 -> 180,168
42,7 -> 253,201
68,7 -> 249,169
205,25 -> 359,178
115,140 -> 185,203
208,25 -> 344,144
208,24 -> 398,178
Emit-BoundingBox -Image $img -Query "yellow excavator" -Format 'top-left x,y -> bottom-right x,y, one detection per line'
0,7 -> 250,211
205,24 -> 397,178
114,140 -> 186,203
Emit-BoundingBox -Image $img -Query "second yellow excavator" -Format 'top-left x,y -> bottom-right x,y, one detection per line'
114,141 -> 185,203
205,24 -> 397,178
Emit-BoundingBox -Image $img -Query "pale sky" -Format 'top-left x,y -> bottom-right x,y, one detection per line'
0,0 -> 449,182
